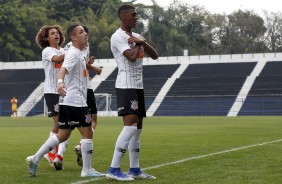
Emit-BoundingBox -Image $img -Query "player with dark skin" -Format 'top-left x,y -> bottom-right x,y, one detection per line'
106,4 -> 158,181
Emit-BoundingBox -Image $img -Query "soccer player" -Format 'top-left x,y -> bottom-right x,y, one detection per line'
105,4 -> 158,181
35,25 -> 69,169
26,24 -> 104,178
65,26 -> 102,166
11,96 -> 18,119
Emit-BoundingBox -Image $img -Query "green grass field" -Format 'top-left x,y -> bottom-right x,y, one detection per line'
1,116 -> 282,184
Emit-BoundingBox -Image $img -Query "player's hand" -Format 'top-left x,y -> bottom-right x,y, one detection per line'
138,32 -> 146,42
57,82 -> 67,96
88,56 -> 95,65
126,32 -> 144,45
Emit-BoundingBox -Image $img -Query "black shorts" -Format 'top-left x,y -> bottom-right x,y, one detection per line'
116,88 -> 146,118
58,105 -> 91,130
44,94 -> 59,117
87,88 -> 97,114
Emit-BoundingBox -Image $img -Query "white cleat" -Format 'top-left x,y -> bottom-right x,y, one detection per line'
26,156 -> 38,176
128,168 -> 156,179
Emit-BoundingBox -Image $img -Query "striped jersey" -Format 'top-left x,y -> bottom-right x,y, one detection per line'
64,42 -> 91,89
111,28 -> 144,89
59,45 -> 88,107
42,47 -> 64,94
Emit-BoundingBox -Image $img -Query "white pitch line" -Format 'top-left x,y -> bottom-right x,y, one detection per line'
70,138 -> 282,184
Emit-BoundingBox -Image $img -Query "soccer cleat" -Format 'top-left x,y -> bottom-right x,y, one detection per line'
26,156 -> 38,176
106,167 -> 134,181
74,144 -> 83,166
43,154 -> 55,168
128,168 -> 156,179
53,155 -> 64,170
81,168 -> 106,177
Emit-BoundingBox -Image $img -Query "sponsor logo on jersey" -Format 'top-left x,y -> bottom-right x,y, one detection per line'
117,106 -> 124,112
54,63 -> 62,68
83,69 -> 87,77
68,121 -> 79,126
58,122 -> 65,126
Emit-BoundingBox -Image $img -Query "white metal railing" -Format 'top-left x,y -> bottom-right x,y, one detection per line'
18,82 -> 44,117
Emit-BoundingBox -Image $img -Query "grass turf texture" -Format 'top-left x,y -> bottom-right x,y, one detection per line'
0,116 -> 282,184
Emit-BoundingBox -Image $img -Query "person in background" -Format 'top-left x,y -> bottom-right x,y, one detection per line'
26,24 -> 105,178
106,4 -> 158,181
34,25 -> 68,170
11,96 -> 18,119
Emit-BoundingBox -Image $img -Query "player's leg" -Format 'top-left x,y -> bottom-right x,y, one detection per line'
53,130 -> 71,170
75,89 -> 98,166
43,94 -> 60,167
52,105 -> 75,170
127,89 -> 156,180
26,128 -> 71,176
106,89 -> 138,181
77,106 -> 104,177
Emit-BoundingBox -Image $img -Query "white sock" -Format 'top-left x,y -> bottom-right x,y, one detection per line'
110,126 -> 137,168
129,129 -> 142,168
34,135 -> 60,163
81,139 -> 93,172
49,131 -> 57,154
77,128 -> 94,147
57,139 -> 69,158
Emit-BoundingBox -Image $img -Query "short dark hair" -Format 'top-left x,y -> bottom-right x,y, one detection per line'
118,4 -> 135,19
82,25 -> 89,34
67,24 -> 80,39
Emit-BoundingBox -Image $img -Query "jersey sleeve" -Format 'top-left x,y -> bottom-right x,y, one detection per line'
42,47 -> 57,62
112,32 -> 131,54
63,50 -> 77,73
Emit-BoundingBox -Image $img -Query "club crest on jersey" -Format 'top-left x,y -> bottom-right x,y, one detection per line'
85,114 -> 92,123
131,100 -> 138,110
54,104 -> 59,112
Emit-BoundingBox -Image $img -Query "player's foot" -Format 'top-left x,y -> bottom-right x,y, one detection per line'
81,168 -> 106,177
106,167 -> 134,181
53,155 -> 64,170
74,144 -> 83,166
128,168 -> 156,179
43,154 -> 55,168
26,155 -> 38,176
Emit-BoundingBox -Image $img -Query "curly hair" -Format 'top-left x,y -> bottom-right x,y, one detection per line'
35,25 -> 65,49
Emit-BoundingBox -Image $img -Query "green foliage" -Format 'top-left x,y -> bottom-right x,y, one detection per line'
222,10 -> 267,54
0,0 -> 281,62
0,0 -> 48,61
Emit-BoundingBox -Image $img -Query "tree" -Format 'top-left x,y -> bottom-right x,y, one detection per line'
0,0 -> 48,61
1,0 -> 282,62
220,10 -> 267,54
263,11 -> 282,52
